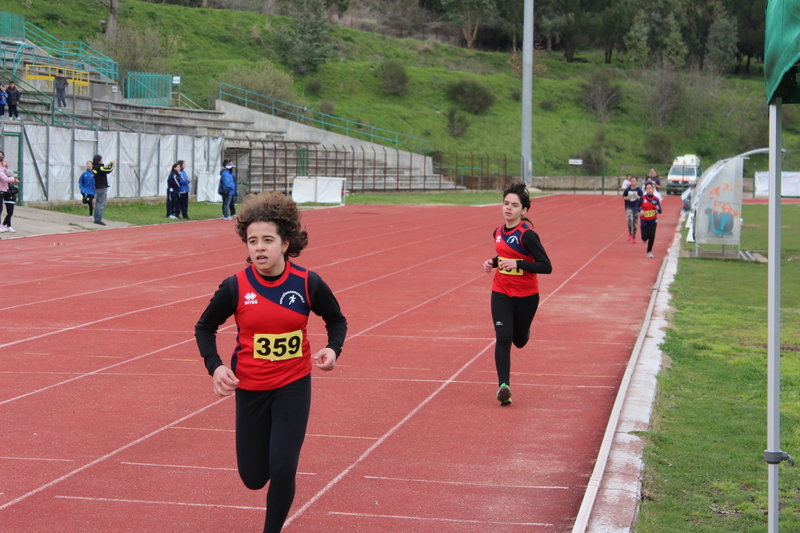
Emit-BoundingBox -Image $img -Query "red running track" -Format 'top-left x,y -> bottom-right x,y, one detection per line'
0,194 -> 680,532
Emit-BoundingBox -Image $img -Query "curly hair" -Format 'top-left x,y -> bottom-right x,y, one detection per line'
235,192 -> 309,258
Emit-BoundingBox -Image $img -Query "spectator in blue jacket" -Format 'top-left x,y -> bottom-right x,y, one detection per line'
219,161 -> 237,220
166,162 -> 181,219
177,160 -> 191,219
78,160 -> 95,217
0,84 -> 7,117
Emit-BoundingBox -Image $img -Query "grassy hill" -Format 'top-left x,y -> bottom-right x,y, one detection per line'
1,0 -> 791,176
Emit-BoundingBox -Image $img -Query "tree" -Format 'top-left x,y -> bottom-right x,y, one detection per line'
98,0 -> 119,39
597,1 -> 634,64
704,5 -> 738,73
440,0 -> 495,50
275,0 -> 330,75
623,13 -> 650,68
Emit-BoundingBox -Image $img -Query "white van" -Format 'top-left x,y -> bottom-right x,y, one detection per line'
666,154 -> 702,195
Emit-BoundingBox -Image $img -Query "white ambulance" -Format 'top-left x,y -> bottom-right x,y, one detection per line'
666,154 -> 702,195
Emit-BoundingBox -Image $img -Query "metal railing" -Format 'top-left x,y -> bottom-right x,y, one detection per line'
25,64 -> 91,96
127,71 -> 171,106
219,83 -> 435,155
22,20 -> 119,82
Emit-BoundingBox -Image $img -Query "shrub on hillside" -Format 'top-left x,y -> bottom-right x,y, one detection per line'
446,107 -> 470,137
216,59 -> 297,111
88,24 -> 170,91
445,78 -> 495,115
319,100 -> 335,115
305,76 -> 323,97
643,131 -> 672,164
582,69 -> 622,123
378,59 -> 409,95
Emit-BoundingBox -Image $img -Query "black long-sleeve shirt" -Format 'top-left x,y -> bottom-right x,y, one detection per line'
195,269 -> 347,377
493,227 -> 553,274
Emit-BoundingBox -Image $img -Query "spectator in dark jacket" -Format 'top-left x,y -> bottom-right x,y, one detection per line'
166,162 -> 181,219
54,70 -> 69,107
6,82 -> 20,119
92,154 -> 114,226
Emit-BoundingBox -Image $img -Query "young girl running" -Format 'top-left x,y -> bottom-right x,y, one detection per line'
637,182 -> 663,258
482,182 -> 552,406
195,191 -> 347,533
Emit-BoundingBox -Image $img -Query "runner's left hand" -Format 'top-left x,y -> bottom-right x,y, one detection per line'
313,348 -> 336,371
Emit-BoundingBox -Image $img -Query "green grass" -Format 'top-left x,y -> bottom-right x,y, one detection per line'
637,203 -> 800,532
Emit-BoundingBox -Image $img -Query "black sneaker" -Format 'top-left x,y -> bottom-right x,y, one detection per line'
94,220 -> 106,226
496,384 -> 512,406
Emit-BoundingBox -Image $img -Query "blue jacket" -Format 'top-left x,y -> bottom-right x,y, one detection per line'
0,90 -> 6,105
218,169 -> 236,195
78,169 -> 95,195
178,170 -> 190,194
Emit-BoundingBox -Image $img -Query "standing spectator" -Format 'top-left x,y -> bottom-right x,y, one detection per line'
6,82 -> 20,120
0,155 -> 18,234
229,162 -> 238,217
0,84 -> 7,117
78,160 -> 95,217
92,154 -> 114,226
621,173 -> 631,191
622,176 -> 643,243
54,70 -> 69,108
166,162 -> 180,219
648,168 -> 663,200
219,161 -> 237,220
178,160 -> 191,219
638,182 -> 663,258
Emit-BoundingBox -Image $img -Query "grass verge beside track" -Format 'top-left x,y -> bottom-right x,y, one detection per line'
637,203 -> 800,533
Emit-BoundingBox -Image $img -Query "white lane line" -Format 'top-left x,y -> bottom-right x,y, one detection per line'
328,512 -> 554,527
54,495 -> 262,511
119,462 -> 317,476
283,340 -> 495,528
0,396 -> 230,511
363,475 -> 569,490
0,456 -> 74,462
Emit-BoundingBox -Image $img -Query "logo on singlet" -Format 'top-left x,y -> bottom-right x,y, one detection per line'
280,290 -> 306,306
244,292 -> 258,305
507,235 -> 520,245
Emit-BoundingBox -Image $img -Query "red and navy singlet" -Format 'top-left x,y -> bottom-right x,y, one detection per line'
231,263 -> 312,390
492,222 -> 539,297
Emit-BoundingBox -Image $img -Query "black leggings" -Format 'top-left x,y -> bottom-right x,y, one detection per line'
235,374 -> 311,533
83,194 -> 94,216
2,201 -> 13,227
641,223 -> 657,253
491,291 -> 540,386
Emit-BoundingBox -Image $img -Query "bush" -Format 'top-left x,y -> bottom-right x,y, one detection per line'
304,76 -> 323,97
582,69 -> 622,123
445,78 -> 496,115
510,87 -> 522,101
446,107 -> 470,137
643,130 -> 673,164
275,0 -> 330,75
216,59 -> 296,105
319,99 -> 335,115
539,100 -> 556,111
378,59 -> 409,95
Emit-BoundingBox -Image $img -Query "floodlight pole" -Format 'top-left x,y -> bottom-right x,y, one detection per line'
766,98 -> 784,533
520,0 -> 534,185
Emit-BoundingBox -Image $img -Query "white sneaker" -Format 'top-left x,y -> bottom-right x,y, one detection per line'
168,215 -> 178,219
6,226 -> 14,233
0,226 -> 6,233
647,252 -> 654,258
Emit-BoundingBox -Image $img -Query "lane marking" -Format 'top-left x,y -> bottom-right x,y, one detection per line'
389,367 -> 432,371
328,512 -> 554,527
171,426 -> 234,433
0,456 -> 74,462
0,397 -> 231,511
119,462 -> 318,476
54,495 -> 262,511
363,475 -> 569,490
283,340 -> 495,528
306,434 -> 378,440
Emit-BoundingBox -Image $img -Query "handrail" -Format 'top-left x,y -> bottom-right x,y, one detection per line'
172,91 -> 202,110
0,65 -> 102,131
218,83 -> 435,155
0,40 -> 36,75
22,21 -> 119,82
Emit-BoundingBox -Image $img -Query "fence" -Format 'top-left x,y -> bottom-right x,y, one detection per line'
127,72 -> 172,106
0,122 -> 223,203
